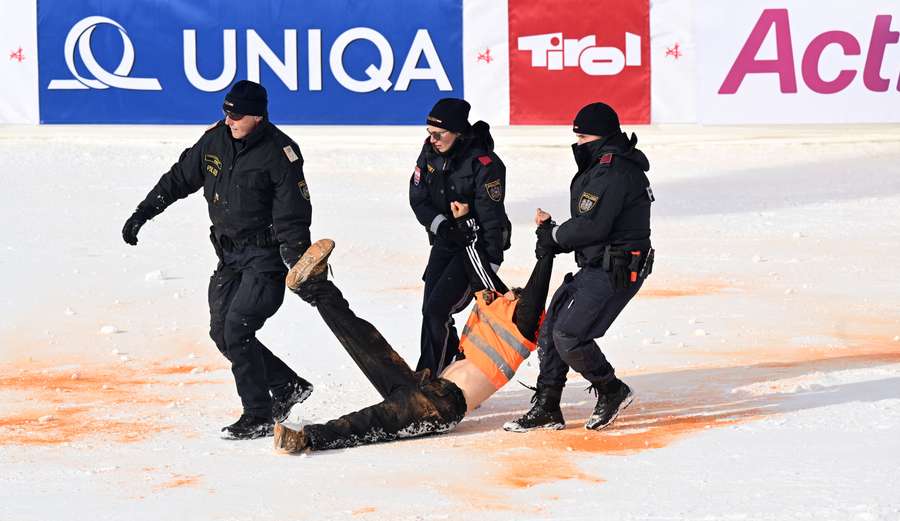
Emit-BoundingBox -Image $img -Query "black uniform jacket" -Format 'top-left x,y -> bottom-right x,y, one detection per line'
554,132 -> 652,267
409,122 -> 510,264
137,120 -> 312,252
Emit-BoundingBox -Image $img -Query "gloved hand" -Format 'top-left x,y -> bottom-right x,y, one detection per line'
436,219 -> 470,247
122,208 -> 151,246
535,220 -> 564,259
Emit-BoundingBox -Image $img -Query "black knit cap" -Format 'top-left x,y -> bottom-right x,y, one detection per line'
223,80 -> 268,117
426,98 -> 471,133
573,102 -> 621,137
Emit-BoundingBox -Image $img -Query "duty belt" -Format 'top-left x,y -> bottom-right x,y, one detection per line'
215,225 -> 277,252
601,245 -> 654,283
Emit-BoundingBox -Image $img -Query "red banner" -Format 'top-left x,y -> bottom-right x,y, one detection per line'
508,0 -> 650,125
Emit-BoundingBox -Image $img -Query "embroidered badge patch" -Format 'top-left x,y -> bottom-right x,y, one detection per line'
283,145 -> 299,163
478,155 -> 493,166
485,179 -> 503,202
578,192 -> 599,213
204,154 -> 221,176
598,153 -> 613,165
413,166 -> 421,186
297,180 -> 310,200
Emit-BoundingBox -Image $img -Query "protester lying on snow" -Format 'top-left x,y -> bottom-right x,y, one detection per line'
274,202 -> 555,452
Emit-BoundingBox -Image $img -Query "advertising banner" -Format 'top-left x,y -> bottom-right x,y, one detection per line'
37,0 -> 463,124
507,0 -> 650,125
697,1 -> 900,123
1,0 -> 39,124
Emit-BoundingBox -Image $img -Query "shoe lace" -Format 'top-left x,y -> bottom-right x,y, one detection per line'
516,380 -> 539,404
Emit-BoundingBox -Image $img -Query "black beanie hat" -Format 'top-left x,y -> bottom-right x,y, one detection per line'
223,80 -> 268,117
427,98 -> 471,133
573,102 -> 621,137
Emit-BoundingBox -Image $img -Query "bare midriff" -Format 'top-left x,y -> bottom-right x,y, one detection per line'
440,359 -> 496,412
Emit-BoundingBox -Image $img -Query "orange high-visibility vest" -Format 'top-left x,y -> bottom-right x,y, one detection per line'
459,291 -> 538,390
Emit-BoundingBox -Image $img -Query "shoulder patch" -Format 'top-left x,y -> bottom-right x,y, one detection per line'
297,180 -> 310,200
413,166 -> 421,186
477,155 -> 493,166
485,179 -> 503,202
578,192 -> 600,214
283,145 -> 299,163
598,153 -> 613,165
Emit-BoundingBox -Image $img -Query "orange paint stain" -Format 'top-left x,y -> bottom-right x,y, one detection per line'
156,474 -> 201,490
351,506 -> 377,516
0,359 -> 224,447
638,280 -> 729,299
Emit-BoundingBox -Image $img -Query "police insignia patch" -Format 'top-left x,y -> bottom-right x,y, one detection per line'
578,192 -> 599,213
485,179 -> 502,202
204,154 -> 221,176
297,180 -> 310,200
283,145 -> 299,163
413,166 -> 421,186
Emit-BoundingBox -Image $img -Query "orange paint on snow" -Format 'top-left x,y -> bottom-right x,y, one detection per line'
351,506 -> 377,516
0,358 -> 224,446
638,280 -> 729,299
156,474 -> 201,490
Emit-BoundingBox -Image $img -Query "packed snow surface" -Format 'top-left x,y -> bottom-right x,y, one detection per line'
1,124 -> 899,520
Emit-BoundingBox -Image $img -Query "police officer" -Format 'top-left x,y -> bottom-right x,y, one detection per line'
121,80 -> 314,440
409,98 -> 510,375
503,102 -> 654,432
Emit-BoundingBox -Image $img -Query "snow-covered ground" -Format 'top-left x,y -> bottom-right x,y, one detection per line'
1,124 -> 899,521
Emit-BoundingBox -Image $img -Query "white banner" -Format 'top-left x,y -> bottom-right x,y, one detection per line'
696,0 -> 900,123
463,0 -> 510,125
650,0 -> 697,123
0,0 -> 39,124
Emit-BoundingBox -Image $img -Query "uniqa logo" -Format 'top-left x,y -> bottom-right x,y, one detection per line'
47,16 -> 162,90
517,32 -> 642,76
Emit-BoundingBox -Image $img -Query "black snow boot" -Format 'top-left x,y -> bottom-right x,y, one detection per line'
502,384 -> 565,432
221,414 -> 275,440
272,376 -> 314,423
584,379 -> 633,430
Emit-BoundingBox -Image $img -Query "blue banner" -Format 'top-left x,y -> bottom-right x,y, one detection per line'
38,0 -> 463,124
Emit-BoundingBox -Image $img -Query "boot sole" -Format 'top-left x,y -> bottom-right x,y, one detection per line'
273,422 -> 308,453
286,239 -> 335,290
585,393 -> 635,431
502,421 -> 566,433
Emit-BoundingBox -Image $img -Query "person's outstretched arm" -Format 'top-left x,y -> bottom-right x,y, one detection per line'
450,202 -> 508,294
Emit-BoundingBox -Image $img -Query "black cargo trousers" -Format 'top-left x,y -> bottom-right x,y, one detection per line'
536,264 -> 645,388
208,243 -> 299,418
296,279 -> 467,451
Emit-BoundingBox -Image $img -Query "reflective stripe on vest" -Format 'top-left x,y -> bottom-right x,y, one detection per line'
459,292 -> 538,389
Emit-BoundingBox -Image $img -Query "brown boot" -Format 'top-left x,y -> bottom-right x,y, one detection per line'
274,422 -> 309,453
286,239 -> 335,291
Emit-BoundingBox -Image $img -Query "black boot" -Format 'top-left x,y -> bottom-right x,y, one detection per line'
221,414 -> 275,440
585,379 -> 633,430
502,385 -> 565,432
272,376 -> 314,423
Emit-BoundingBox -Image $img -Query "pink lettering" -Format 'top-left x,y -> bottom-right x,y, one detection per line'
863,15 -> 899,92
719,9 -> 797,95
802,31 -> 860,94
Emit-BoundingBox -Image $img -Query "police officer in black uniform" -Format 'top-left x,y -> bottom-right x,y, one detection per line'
504,102 -> 654,433
409,98 -> 510,375
121,80 -> 314,440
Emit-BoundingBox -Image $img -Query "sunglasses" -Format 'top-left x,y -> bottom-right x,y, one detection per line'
224,110 -> 246,121
427,129 -> 450,140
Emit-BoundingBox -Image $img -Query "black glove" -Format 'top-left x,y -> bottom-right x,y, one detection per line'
535,220 -> 564,259
436,219 -> 470,247
122,208 -> 151,246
